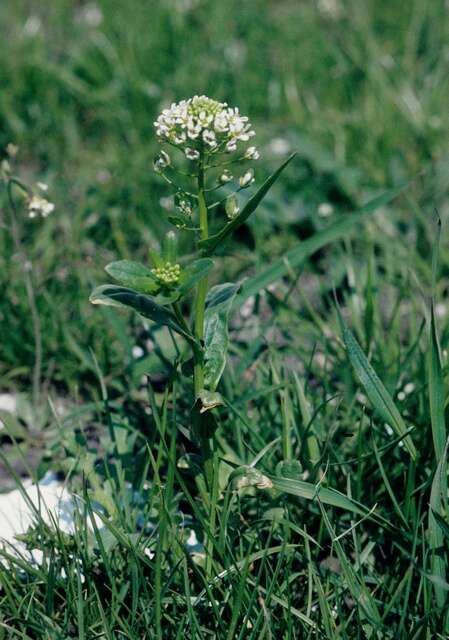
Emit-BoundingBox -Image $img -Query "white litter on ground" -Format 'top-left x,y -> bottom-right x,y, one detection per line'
0,393 -> 17,416
0,472 -> 102,562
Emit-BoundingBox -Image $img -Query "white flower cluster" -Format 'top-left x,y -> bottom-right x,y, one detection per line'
28,194 -> 54,219
154,95 -> 257,161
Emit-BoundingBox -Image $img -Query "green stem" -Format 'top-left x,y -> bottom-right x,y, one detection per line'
6,180 -> 42,412
193,160 -> 209,435
192,158 -> 218,577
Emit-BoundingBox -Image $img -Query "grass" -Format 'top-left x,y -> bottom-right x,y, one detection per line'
1,0 -> 449,637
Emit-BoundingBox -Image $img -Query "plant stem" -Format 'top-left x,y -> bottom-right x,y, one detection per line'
193,163 -> 214,487
193,158 -> 218,577
193,160 -> 209,450
6,181 -> 42,413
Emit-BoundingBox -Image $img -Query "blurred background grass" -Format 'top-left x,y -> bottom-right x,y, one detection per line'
1,0 -> 449,396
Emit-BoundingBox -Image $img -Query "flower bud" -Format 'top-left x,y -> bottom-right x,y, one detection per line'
239,169 -> 254,188
225,194 -> 240,220
152,262 -> 181,286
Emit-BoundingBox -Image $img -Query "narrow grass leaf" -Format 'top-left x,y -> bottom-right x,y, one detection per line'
319,504 -> 382,627
429,436 -> 449,612
428,219 -> 446,461
337,307 -> 417,460
236,184 -> 408,303
270,475 -> 366,516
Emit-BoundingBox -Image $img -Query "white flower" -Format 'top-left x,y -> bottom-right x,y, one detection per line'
239,169 -> 255,188
76,2 -> 103,27
202,129 -> 217,147
270,137 -> 290,156
226,139 -> 237,152
28,195 -> 55,219
36,181 -> 48,191
235,127 -> 255,142
173,132 -> 187,144
6,143 -> 18,158
317,0 -> 343,19
185,147 -> 200,160
159,196 -> 173,209
214,112 -> 229,133
23,16 -> 41,36
132,345 -> 144,359
219,170 -> 233,184
244,146 -> 259,160
187,118 -> 202,139
318,202 -> 333,217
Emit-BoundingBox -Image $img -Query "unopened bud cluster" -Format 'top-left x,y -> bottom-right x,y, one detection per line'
152,261 -> 181,286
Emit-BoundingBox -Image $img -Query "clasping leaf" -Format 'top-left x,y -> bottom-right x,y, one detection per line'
90,285 -> 196,344
203,282 -> 240,390
199,153 -> 296,256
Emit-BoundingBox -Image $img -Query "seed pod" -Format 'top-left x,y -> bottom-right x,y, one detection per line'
239,169 -> 255,188
225,194 -> 240,220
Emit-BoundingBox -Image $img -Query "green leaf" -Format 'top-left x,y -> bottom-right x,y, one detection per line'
270,475 -> 366,516
431,509 -> 449,540
235,184 -> 409,304
199,154 -> 297,255
178,258 -> 214,296
319,504 -> 382,625
105,260 -> 158,294
292,371 -> 321,467
428,304 -> 446,462
337,308 -> 417,460
203,282 -> 240,390
428,217 -> 446,462
429,437 -> 449,611
90,285 -> 195,344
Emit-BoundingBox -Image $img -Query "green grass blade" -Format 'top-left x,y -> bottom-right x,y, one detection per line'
236,184 -> 408,304
428,303 -> 446,458
337,308 -> 417,460
429,437 -> 449,613
428,216 -> 446,461
319,504 -> 382,627
270,475 -> 367,516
